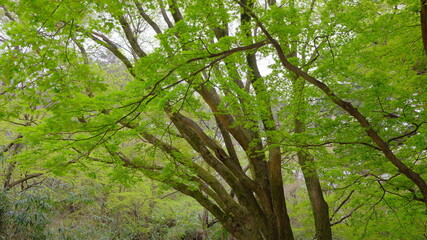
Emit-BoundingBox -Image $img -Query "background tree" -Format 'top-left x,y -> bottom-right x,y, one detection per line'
1,0 -> 426,239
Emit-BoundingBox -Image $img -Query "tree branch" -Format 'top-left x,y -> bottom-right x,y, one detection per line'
5,173 -> 43,190
284,141 -> 381,151
388,122 -> 425,144
330,205 -> 362,226
87,31 -> 134,75
168,0 -> 183,23
157,0 -> 174,28
330,190 -> 355,220
133,0 -> 162,34
118,15 -> 147,58
0,5 -> 16,21
187,40 -> 269,63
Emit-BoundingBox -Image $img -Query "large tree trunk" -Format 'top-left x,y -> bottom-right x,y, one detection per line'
293,78 -> 332,240
81,1 -> 298,237
296,147 -> 332,240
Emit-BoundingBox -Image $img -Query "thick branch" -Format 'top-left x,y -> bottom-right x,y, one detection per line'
168,111 -> 256,193
0,5 -> 16,21
163,179 -> 243,238
4,173 -> 43,191
141,132 -> 248,217
72,37 -> 89,64
118,16 -> 147,58
157,0 -> 174,28
285,141 -> 381,151
188,40 -> 269,63
88,31 -> 134,75
172,112 -> 256,187
214,116 -> 240,166
168,0 -> 183,23
168,110 -> 269,232
133,0 -> 163,34
197,86 -> 252,150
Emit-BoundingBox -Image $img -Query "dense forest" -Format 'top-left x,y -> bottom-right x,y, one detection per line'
1,0 -> 426,239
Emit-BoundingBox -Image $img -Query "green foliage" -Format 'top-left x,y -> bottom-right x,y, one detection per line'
0,189 -> 54,240
1,0 -> 427,239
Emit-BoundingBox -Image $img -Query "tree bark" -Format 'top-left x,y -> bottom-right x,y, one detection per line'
293,78 -> 332,240
296,141 -> 332,240
241,2 -> 295,237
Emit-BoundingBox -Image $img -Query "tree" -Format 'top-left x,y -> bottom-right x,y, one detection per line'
1,0 -> 426,239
